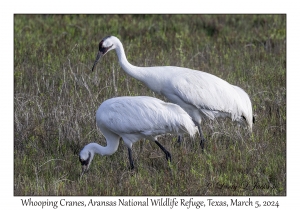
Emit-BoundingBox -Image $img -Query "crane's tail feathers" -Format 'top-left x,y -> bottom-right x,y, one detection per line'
232,86 -> 253,132
180,123 -> 198,138
245,115 -> 253,132
164,102 -> 198,138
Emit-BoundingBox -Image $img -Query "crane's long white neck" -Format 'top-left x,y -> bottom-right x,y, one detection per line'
113,39 -> 154,87
85,138 -> 119,157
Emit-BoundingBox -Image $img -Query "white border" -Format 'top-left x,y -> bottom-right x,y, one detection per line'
2,0 -> 298,208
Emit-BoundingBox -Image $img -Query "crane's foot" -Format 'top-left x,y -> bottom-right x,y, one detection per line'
129,164 -> 135,170
165,150 -> 172,162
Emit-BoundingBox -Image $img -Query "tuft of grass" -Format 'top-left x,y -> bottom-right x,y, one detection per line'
14,14 -> 286,196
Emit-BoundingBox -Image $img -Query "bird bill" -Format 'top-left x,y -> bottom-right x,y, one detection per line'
92,51 -> 102,71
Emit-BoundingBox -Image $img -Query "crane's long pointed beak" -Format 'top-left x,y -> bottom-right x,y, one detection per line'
92,51 -> 102,71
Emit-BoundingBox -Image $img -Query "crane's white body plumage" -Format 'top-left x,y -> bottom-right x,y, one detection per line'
92,36 -> 254,148
79,96 -> 197,173
97,96 -> 198,144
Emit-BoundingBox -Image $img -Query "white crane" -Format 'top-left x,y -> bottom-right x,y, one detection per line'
91,36 -> 254,149
79,96 -> 197,174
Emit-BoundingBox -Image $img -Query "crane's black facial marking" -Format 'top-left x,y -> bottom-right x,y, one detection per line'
99,36 -> 113,54
79,152 -> 91,166
92,37 -> 113,71
99,40 -> 113,55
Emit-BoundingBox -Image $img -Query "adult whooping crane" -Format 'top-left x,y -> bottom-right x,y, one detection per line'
91,36 -> 254,149
79,96 -> 197,174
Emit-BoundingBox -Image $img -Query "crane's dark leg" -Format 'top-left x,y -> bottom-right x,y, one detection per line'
155,141 -> 172,162
127,148 -> 135,170
177,124 -> 206,149
177,134 -> 183,143
198,125 -> 206,150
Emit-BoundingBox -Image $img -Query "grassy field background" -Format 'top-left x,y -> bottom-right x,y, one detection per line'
14,14 -> 286,196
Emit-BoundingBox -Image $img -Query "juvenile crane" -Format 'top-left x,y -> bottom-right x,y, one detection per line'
92,36 -> 254,148
79,96 -> 197,174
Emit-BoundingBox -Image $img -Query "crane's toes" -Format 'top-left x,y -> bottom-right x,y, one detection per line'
129,164 -> 135,170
